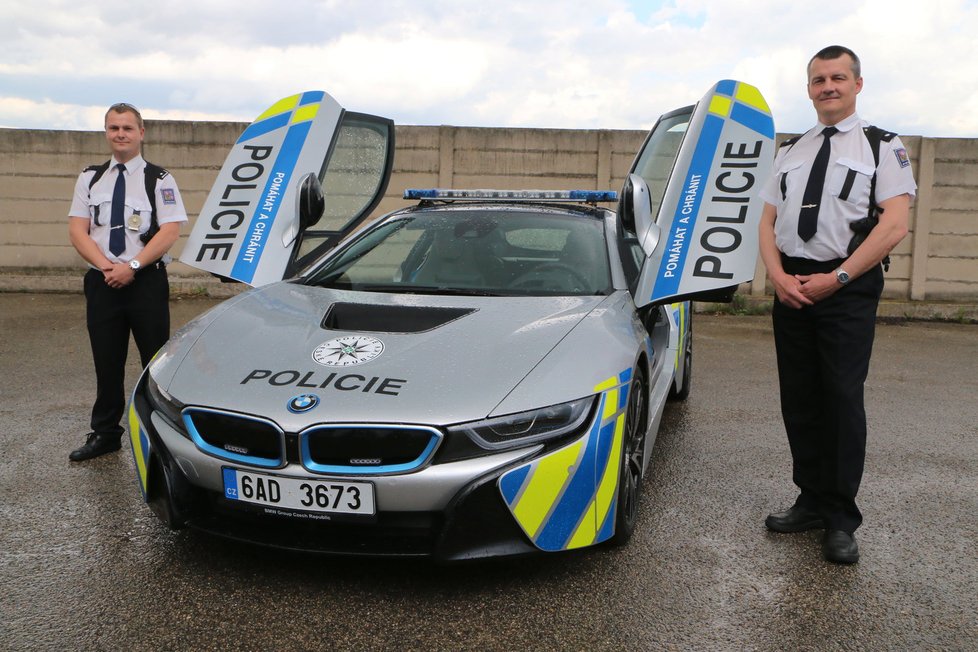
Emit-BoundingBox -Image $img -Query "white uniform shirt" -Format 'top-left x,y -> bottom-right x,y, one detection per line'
759,113 -> 917,261
68,155 -> 188,264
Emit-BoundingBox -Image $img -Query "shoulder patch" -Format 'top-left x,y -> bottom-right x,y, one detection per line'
161,188 -> 177,205
894,148 -> 911,168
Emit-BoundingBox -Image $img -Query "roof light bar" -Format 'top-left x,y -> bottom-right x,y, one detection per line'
404,189 -> 618,203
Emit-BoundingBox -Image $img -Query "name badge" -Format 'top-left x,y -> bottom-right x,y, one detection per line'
127,212 -> 142,231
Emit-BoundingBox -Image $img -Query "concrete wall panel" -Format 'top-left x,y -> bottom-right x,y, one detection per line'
1,122 -> 976,302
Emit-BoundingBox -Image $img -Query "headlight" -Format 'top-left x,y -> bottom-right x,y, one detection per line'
449,396 -> 595,451
146,374 -> 186,433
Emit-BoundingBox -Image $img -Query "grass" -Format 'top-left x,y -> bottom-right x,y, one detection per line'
701,294 -> 773,316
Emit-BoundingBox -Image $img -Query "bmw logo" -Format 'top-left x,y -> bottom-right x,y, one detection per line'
287,394 -> 320,413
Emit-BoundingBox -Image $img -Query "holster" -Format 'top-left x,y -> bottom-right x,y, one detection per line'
848,212 -> 890,271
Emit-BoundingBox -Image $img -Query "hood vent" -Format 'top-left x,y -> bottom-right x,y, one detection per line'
321,302 -> 475,334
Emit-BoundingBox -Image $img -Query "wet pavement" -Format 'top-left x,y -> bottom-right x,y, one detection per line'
1,293 -> 976,651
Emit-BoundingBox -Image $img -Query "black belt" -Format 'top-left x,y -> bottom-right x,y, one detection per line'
779,254 -> 845,276
87,260 -> 166,274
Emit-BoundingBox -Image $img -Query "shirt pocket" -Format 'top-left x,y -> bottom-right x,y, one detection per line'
827,157 -> 875,206
88,191 -> 113,225
127,196 -> 153,234
776,159 -> 806,201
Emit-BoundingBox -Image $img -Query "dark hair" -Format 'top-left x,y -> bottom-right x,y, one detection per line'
808,45 -> 861,79
105,102 -> 144,129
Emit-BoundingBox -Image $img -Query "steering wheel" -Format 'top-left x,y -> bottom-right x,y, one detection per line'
509,262 -> 591,291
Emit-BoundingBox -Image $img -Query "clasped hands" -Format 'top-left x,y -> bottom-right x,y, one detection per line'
102,262 -> 136,289
773,271 -> 840,309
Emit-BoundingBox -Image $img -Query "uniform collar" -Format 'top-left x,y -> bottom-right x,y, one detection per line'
816,113 -> 861,134
111,154 -> 145,176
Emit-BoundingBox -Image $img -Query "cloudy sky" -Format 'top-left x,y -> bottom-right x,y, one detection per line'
3,0 -> 976,137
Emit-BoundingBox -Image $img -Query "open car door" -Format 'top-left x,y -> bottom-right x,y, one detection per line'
621,80 -> 775,307
180,90 -> 394,286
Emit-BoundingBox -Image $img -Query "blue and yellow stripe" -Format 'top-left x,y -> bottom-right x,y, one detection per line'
671,302 -> 688,372
710,80 -> 774,138
236,91 -> 325,144
128,401 -> 151,500
499,369 -> 633,551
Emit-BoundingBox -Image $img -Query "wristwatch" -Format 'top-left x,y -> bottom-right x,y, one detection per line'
129,259 -> 141,272
835,268 -> 850,285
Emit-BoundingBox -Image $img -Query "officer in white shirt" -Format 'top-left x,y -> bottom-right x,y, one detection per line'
67,103 -> 188,461
758,46 -> 916,563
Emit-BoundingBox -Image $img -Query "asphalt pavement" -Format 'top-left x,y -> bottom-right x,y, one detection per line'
1,293 -> 976,651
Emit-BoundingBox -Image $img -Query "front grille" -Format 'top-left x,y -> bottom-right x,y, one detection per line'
184,409 -> 284,467
301,426 -> 441,474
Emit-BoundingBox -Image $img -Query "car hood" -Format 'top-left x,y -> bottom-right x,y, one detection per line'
158,282 -> 608,430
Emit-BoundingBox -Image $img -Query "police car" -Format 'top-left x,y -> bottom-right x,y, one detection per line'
127,82 -> 774,559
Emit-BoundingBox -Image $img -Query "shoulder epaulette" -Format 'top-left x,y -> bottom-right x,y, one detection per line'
863,125 -> 896,142
862,125 -> 898,167
85,160 -> 112,189
143,161 -> 169,181
779,135 -> 802,149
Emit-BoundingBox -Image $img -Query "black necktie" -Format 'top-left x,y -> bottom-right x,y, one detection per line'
109,163 -> 127,256
797,126 -> 838,242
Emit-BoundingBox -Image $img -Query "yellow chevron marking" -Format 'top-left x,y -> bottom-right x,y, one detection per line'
735,83 -> 771,114
512,440 -> 584,538
291,104 -> 319,124
594,376 -> 619,392
128,404 -> 148,493
709,95 -> 732,117
569,411 -> 627,548
602,388 -> 619,420
593,413 -> 625,532
255,94 -> 301,121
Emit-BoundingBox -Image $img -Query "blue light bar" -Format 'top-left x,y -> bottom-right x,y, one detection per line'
404,189 -> 618,203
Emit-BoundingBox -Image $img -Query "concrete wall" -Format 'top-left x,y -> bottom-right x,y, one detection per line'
1,122 -> 975,301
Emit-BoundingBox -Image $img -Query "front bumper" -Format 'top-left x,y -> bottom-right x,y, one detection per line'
128,367 -> 634,560
129,373 -> 542,560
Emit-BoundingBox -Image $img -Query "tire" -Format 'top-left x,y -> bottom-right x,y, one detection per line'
608,366 -> 648,547
669,310 -> 692,401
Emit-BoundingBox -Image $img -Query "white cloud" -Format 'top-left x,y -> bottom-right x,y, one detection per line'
1,0 -> 976,136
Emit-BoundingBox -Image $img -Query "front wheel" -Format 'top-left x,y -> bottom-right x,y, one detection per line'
607,367 -> 648,547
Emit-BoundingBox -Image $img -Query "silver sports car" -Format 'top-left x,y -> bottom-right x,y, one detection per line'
129,83 -> 773,559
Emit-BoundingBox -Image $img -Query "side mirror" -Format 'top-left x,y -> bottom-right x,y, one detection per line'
619,174 -> 659,256
297,172 -> 325,232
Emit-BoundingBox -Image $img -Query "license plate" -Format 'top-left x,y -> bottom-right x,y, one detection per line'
222,468 -> 375,515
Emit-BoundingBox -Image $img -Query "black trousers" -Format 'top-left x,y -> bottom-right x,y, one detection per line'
84,265 -> 170,438
772,255 -> 884,534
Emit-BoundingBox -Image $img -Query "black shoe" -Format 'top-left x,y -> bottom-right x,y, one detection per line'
69,432 -> 121,462
765,505 -> 825,533
823,530 -> 859,564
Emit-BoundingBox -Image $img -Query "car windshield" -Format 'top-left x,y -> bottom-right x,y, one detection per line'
305,209 -> 612,296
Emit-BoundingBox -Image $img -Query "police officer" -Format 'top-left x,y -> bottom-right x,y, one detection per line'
67,103 -> 188,461
758,46 -> 916,563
